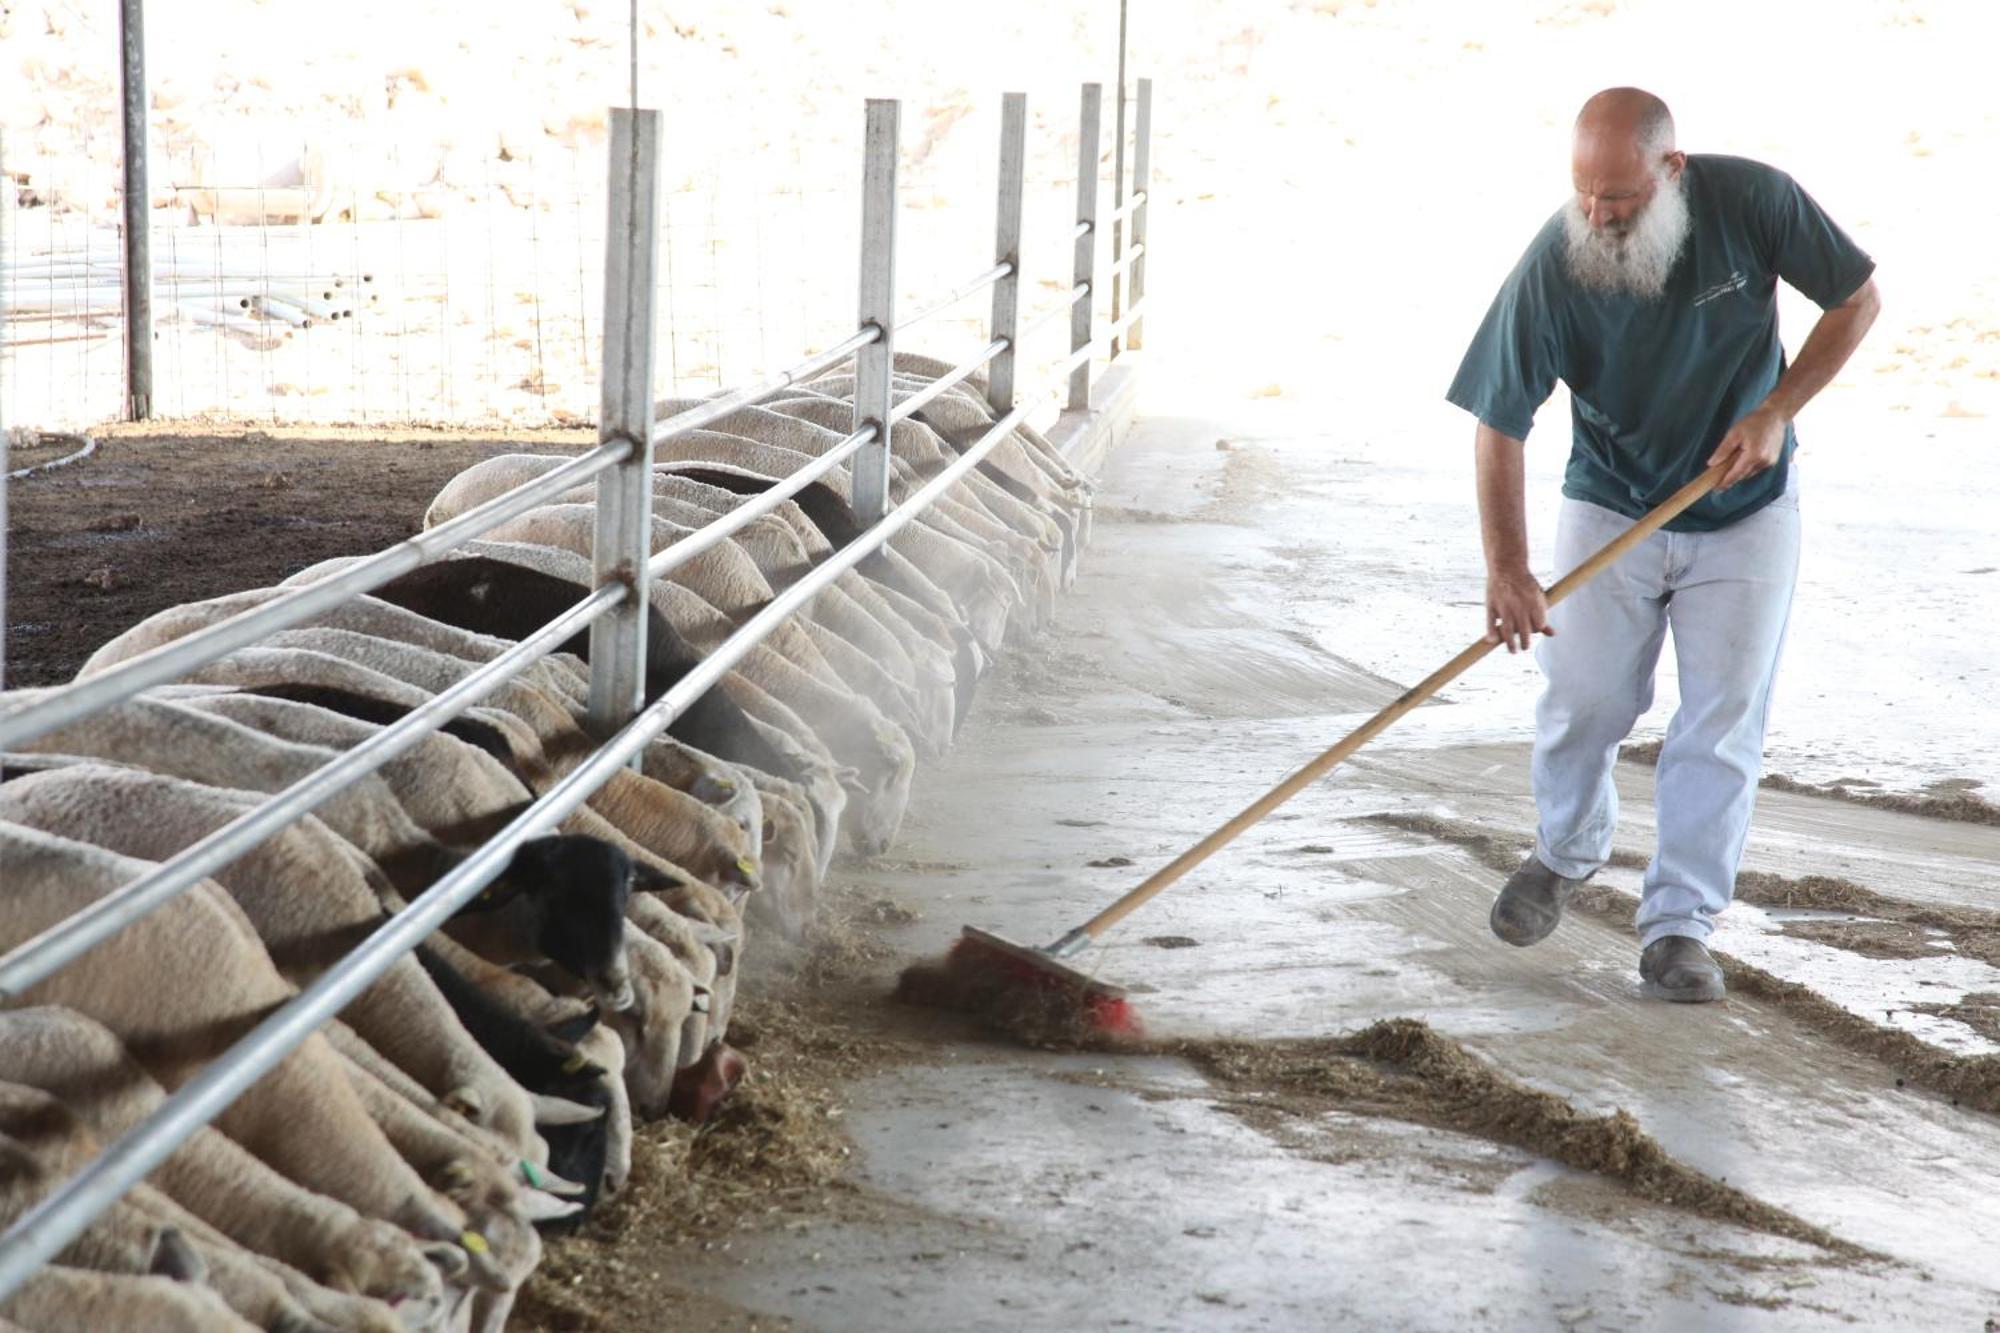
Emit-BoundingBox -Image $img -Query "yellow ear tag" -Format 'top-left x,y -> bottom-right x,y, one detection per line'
736,856 -> 757,875
562,1053 -> 589,1075
461,1231 -> 489,1256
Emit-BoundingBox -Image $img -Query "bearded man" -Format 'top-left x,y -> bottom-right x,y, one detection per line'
1446,87 -> 1880,1002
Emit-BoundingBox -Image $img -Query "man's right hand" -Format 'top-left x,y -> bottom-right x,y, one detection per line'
1485,567 -> 1554,654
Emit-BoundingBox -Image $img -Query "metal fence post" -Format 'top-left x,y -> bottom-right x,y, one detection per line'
587,107 -> 663,745
853,99 -> 900,527
118,0 -> 153,420
1110,0 -> 1129,360
1069,82 -> 1102,412
1129,77 -> 1152,352
988,93 -> 1027,416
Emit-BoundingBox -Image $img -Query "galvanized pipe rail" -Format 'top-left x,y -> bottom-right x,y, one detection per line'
0,76 -> 1156,1303
898,261 -> 1014,335
0,584 -> 624,1001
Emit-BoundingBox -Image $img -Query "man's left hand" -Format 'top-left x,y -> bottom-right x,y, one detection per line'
1708,406 -> 1787,492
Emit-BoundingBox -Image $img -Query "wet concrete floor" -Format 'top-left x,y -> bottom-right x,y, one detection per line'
676,413 -> 2000,1330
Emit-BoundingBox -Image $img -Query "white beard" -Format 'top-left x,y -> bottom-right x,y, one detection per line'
1562,172 -> 1691,299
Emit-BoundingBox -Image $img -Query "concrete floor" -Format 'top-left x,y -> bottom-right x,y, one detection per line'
674,412 -> 2000,1331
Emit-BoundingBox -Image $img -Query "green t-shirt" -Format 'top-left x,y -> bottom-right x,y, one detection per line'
1446,154 -> 1875,531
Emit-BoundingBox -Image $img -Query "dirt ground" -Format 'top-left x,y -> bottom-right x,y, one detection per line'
2,425 -> 588,687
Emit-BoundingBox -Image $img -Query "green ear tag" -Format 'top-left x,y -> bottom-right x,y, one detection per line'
520,1160 -> 543,1189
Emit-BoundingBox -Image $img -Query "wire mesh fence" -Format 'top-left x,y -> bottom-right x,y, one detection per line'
3,94 -> 1137,434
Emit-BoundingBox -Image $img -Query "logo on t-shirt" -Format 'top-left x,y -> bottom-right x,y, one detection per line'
1693,270 -> 1748,307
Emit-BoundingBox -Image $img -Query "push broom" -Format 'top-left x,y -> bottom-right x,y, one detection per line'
904,461 -> 1729,1038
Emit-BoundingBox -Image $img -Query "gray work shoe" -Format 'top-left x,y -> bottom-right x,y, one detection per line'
1640,936 -> 1727,1003
1489,854 -> 1587,947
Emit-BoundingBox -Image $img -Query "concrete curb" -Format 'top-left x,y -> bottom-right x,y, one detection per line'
1044,358 -> 1141,479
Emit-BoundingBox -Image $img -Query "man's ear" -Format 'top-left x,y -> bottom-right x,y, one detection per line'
1664,149 -> 1687,181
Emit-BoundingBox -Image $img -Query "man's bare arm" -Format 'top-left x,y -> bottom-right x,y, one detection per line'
1710,276 -> 1883,489
1475,423 -> 1553,653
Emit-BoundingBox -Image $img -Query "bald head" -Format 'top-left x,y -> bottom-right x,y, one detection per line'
1576,87 -> 1676,161
1571,87 -> 1684,238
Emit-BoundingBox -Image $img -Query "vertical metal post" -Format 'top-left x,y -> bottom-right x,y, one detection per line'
1110,0 -> 1130,360
853,98 -> 899,527
1068,83 -> 1102,413
118,0 -> 153,420
587,107 -> 663,746
988,93 -> 1027,416
1129,78 -> 1151,352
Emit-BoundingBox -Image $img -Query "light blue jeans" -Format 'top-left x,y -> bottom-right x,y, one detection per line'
1530,469 -> 1801,946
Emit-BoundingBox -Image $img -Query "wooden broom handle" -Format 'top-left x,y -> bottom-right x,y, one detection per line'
1076,461 -> 1726,942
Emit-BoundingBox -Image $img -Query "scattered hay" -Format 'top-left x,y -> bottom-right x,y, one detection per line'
1778,919 -> 1949,962
1620,743 -> 2000,827
1362,812 -> 1647,880
1622,738 -> 1664,765
1720,967 -> 2000,1114
1161,1019 -> 1869,1258
1734,870 -> 2000,970
514,991 -> 902,1333
1910,992 -> 2000,1044
1360,812 -> 2000,1115
1363,811 -> 1531,877
1762,774 -> 2000,827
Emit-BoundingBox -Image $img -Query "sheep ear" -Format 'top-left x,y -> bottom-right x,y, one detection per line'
545,1007 -> 600,1044
518,1189 -> 586,1223
148,1227 -> 208,1284
433,1159 -> 478,1202
420,1242 -> 469,1280
628,860 -> 679,894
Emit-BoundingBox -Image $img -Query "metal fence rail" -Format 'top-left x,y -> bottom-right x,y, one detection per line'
0,77 -> 1155,1300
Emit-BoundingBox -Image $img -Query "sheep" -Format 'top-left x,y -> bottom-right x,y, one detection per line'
762,392 -> 1060,630
5,689 -> 457,896
430,427 -> 1019,655
654,421 -> 1022,652
0,764 -> 560,1171
886,350 -> 1098,502
636,475 -> 959,753
478,499 -> 931,746
169,673 -> 755,903
430,455 -> 961,755
1,700 -> 642,1017
303,542 -> 851,887
299,549 -> 836,915
0,1009 -> 447,1327
415,942 -> 633,1198
430,456 -> 947,688
74,584 -> 760,837
651,460 -> 988,734
1,1266 -> 261,1333
651,457 -> 985,643
472,504 -> 917,846
0,822 -> 511,1295
134,644 -> 739,907
0,1084 -> 398,1332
